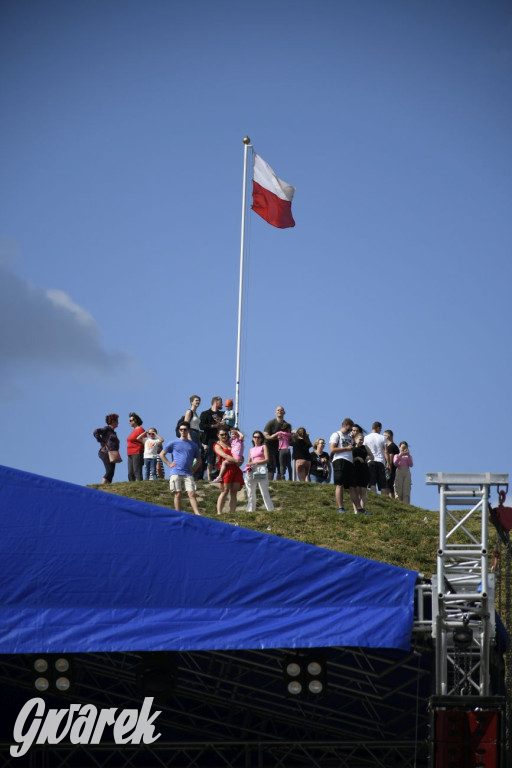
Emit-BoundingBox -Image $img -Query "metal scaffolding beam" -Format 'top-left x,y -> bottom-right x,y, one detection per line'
425,472 -> 508,697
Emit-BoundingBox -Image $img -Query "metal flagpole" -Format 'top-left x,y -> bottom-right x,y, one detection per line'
235,136 -> 252,428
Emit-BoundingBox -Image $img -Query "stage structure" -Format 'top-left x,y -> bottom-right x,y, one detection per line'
425,472 -> 510,768
0,465 -> 508,767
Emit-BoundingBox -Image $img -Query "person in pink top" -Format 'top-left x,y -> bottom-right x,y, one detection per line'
393,441 -> 414,504
276,423 -> 293,481
244,431 -> 274,511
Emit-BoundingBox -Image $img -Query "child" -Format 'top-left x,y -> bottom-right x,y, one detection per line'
212,427 -> 244,483
223,398 -> 236,428
393,441 -> 414,504
137,428 -> 164,480
276,423 -> 293,481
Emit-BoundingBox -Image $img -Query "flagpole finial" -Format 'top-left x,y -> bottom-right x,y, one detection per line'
243,136 -> 251,145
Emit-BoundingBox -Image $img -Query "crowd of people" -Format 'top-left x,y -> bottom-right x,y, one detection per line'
93,398 -> 413,516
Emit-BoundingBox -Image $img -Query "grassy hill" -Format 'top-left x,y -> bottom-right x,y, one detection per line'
91,478 -> 446,576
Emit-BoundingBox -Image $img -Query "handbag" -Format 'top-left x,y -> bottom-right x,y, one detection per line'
252,465 -> 268,479
108,450 -> 123,464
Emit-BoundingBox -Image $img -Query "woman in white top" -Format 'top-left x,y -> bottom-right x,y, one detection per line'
185,394 -> 202,445
137,428 -> 164,480
245,431 -> 274,512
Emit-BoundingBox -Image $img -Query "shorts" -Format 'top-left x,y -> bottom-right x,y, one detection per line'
169,474 -> 196,493
368,461 -> 387,490
333,459 -> 355,488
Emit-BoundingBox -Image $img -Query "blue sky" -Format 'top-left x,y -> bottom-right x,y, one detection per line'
1,0 -> 511,511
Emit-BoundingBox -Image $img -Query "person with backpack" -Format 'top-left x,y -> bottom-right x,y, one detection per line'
175,395 -> 202,445
199,396 -> 225,481
329,418 -> 359,514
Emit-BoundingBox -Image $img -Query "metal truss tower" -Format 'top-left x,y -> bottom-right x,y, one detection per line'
425,472 -> 509,767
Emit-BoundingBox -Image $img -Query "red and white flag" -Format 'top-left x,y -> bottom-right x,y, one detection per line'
251,154 -> 295,229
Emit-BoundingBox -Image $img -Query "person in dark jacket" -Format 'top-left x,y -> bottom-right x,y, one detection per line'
310,438 -> 331,484
292,426 -> 312,481
199,396 -> 225,480
93,413 -> 120,484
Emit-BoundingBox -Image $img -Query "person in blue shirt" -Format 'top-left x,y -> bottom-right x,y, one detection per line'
160,424 -> 202,515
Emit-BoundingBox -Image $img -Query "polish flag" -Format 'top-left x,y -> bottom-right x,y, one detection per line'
252,154 -> 295,229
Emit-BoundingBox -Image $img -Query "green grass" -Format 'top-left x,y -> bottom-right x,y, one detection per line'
89,478 -> 447,575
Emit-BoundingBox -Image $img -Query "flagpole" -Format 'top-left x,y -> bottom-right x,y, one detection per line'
235,136 -> 251,429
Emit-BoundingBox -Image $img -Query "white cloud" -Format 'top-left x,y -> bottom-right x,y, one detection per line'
0,262 -> 131,398
45,288 -> 96,327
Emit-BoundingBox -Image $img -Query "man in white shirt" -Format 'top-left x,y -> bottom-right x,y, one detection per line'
364,421 -> 390,496
329,418 -> 359,514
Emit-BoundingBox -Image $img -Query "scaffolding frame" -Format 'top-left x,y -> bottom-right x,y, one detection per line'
3,474 -> 511,767
425,472 -> 508,698
0,644 -> 433,768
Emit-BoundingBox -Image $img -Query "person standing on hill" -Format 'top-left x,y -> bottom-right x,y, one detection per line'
292,426 -> 312,481
93,413 -> 120,485
275,422 -> 294,481
393,441 -> 414,504
352,432 -> 374,514
199,396 -> 225,480
184,394 -> 202,445
214,427 -> 244,515
138,427 -> 164,480
383,429 -> 399,498
127,412 -> 145,482
244,431 -> 274,511
364,422 -> 389,496
309,439 -> 331,483
329,418 -> 359,514
160,423 -> 202,515
264,405 -> 289,480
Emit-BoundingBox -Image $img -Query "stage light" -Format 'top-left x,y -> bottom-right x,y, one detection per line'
32,658 -> 50,692
287,680 -> 303,695
283,654 -> 327,697
307,660 -> 322,676
34,677 -> 50,692
55,657 -> 70,673
308,679 -> 324,694
56,677 -> 71,692
29,655 -> 73,692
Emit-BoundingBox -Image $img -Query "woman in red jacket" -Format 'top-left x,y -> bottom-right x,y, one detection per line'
127,412 -> 145,481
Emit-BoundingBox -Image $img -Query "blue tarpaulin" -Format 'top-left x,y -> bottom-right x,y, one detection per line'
0,465 -> 417,653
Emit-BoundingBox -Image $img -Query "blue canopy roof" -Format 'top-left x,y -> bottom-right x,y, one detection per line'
0,465 -> 417,654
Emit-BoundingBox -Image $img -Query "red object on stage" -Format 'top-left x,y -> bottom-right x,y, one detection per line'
434,710 -> 500,768
495,504 -> 512,531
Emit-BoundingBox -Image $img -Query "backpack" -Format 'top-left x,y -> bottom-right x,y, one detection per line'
175,414 -> 190,437
329,431 -> 342,461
